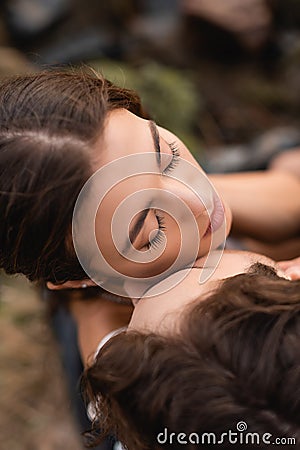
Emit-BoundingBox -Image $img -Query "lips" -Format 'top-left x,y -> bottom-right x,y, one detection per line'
203,196 -> 225,237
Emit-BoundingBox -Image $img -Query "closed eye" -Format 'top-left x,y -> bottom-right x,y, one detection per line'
148,121 -> 181,173
163,142 -> 180,175
146,210 -> 166,251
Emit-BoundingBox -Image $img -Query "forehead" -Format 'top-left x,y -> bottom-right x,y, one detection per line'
93,109 -> 153,167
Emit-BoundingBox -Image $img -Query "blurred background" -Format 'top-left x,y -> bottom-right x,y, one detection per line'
1,0 -> 300,448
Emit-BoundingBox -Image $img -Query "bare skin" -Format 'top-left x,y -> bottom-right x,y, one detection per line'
58,113 -> 300,364
69,168 -> 300,363
72,250 -> 298,365
69,298 -> 133,366
209,171 -> 300,244
278,256 -> 300,280
269,148 -> 300,180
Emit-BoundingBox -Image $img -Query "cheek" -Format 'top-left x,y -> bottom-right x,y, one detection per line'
95,210 -> 180,279
161,177 -> 207,220
159,127 -> 200,166
159,213 -> 182,259
180,146 -> 202,170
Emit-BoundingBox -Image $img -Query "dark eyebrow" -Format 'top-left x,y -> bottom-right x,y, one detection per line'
122,203 -> 152,254
149,120 -> 161,166
122,123 -> 159,255
129,207 -> 151,247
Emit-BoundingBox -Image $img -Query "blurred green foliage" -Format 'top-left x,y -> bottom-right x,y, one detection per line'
239,78 -> 294,112
90,59 -> 203,155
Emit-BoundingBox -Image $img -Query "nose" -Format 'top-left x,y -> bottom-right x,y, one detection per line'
161,177 -> 213,220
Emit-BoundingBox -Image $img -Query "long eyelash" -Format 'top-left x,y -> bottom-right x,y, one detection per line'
163,142 -> 180,174
148,231 -> 165,251
146,211 -> 166,250
156,211 -> 166,231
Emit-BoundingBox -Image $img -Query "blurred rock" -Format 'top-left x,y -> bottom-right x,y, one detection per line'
205,126 -> 300,172
4,0 -> 71,37
183,0 -> 272,50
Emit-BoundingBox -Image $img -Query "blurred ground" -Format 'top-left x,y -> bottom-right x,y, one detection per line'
0,273 -> 83,450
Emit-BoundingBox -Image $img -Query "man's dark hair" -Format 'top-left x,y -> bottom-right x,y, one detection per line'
83,264 -> 300,449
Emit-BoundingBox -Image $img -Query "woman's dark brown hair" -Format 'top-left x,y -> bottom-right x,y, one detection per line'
0,69 -> 143,283
83,264 -> 300,449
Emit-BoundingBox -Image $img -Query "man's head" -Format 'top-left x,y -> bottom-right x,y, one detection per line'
83,264 -> 300,449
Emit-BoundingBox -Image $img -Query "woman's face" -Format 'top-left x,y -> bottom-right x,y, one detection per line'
73,109 -> 231,294
128,251 -> 285,333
